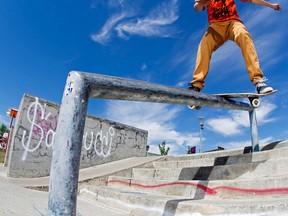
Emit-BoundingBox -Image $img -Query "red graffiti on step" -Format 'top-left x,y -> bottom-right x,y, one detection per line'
108,179 -> 288,195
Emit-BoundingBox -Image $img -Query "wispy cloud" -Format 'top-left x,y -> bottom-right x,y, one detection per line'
115,0 -> 179,39
0,114 -> 9,126
91,12 -> 128,45
91,0 -> 179,45
104,100 -> 199,155
206,101 -> 277,136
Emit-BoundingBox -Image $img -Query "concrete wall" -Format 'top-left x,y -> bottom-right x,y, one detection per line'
6,94 -> 147,178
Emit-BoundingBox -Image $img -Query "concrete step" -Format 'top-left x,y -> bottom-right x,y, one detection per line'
132,157 -> 288,181
161,140 -> 288,162
77,140 -> 288,215
79,185 -> 288,216
106,175 -> 288,198
153,145 -> 288,169
77,156 -> 162,186
132,161 -> 263,181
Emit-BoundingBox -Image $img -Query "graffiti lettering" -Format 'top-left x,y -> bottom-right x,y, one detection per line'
65,81 -> 74,95
83,127 -> 115,158
21,97 -> 57,160
21,97 -> 116,160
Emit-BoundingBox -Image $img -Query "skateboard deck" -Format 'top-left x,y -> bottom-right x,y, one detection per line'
189,90 -> 277,110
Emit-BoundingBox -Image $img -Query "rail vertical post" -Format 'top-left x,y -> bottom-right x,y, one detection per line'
48,72 -> 89,216
249,109 -> 259,152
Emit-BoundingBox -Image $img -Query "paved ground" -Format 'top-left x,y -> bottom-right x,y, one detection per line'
0,165 -> 127,216
0,156 -> 161,216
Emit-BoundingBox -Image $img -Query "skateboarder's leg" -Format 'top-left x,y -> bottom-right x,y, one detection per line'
228,21 -> 274,93
228,20 -> 263,84
191,23 -> 227,89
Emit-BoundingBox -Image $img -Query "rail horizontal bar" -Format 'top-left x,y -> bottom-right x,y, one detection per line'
74,71 -> 253,111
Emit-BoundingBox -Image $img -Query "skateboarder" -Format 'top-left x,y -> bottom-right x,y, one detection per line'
189,0 -> 281,94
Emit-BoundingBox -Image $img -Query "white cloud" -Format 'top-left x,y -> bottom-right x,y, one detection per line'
206,117 -> 243,136
91,12 -> 128,45
91,0 -> 179,44
115,0 -> 178,39
0,115 -> 10,126
104,100 -> 199,154
206,101 -> 277,136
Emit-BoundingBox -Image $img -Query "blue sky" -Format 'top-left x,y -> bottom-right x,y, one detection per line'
0,0 -> 287,155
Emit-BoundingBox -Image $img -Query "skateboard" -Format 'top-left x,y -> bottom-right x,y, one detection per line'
188,90 -> 277,110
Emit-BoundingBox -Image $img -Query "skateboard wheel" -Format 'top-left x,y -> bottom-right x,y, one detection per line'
251,99 -> 260,108
188,105 -> 201,110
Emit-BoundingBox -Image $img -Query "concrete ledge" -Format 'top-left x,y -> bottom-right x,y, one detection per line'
79,185 -> 288,216
132,156 -> 288,181
153,143 -> 288,169
161,140 -> 288,162
78,156 -> 163,185
2,156 -> 162,188
106,175 -> 288,198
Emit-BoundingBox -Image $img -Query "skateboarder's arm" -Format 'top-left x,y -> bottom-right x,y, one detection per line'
194,0 -> 211,12
244,0 -> 281,11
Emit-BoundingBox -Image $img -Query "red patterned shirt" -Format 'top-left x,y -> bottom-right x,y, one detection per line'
207,0 -> 243,23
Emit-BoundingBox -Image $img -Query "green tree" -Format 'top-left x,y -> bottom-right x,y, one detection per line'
158,141 -> 170,155
187,145 -> 191,154
0,124 -> 8,137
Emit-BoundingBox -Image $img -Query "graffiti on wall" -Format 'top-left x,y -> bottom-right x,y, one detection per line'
21,97 -> 57,160
83,127 -> 115,158
20,97 -> 116,161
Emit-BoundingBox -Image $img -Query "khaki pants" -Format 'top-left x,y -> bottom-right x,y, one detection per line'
192,20 -> 263,89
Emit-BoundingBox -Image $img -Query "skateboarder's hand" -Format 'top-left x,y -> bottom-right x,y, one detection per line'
271,3 -> 281,11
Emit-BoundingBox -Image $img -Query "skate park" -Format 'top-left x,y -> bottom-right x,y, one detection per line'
1,71 -> 288,216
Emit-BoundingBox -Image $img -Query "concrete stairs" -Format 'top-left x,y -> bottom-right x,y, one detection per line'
78,140 -> 288,215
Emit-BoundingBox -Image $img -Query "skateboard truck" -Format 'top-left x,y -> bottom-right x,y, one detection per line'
188,105 -> 201,110
249,97 -> 260,108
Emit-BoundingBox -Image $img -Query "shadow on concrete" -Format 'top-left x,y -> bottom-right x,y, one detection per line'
243,146 -> 252,154
177,152 -> 259,181
261,140 -> 284,151
178,166 -> 214,181
162,198 -> 194,216
166,149 -> 264,213
214,152 -> 253,166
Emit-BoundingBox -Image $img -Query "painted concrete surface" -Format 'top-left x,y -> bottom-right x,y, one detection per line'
0,179 -> 127,216
80,185 -> 288,216
0,156 -> 162,216
5,94 -> 147,178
